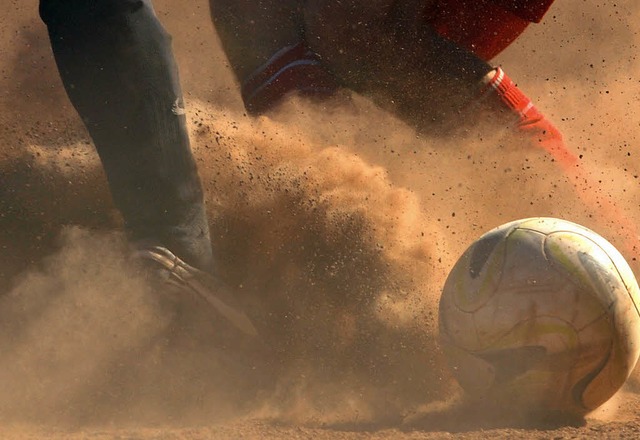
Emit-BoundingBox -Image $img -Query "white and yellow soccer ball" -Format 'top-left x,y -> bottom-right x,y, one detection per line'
439,217 -> 640,416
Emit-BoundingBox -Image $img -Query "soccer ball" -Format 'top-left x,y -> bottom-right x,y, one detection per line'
439,217 -> 640,416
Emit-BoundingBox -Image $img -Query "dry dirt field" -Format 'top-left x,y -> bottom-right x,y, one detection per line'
2,0 -> 640,438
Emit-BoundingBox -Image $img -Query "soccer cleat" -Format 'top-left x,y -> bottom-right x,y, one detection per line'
134,246 -> 258,337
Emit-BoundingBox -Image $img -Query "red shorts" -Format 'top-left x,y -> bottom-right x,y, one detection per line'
428,0 -> 555,59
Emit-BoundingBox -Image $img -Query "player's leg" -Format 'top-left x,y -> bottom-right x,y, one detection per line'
209,0 -> 337,114
39,0 -> 214,271
209,0 -> 304,81
302,0 -> 495,132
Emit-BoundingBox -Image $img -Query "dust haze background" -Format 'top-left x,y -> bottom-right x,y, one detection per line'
1,0 -> 640,433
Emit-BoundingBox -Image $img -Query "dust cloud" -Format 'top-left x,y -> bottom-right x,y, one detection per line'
1,0 -> 640,434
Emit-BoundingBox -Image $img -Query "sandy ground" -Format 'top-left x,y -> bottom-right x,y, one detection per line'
2,0 -> 640,438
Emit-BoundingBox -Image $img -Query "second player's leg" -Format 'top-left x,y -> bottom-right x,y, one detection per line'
209,0 -> 304,82
209,0 -> 338,114
303,0 -> 493,132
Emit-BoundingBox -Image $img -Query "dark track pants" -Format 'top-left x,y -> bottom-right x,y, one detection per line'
39,0 -> 213,271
